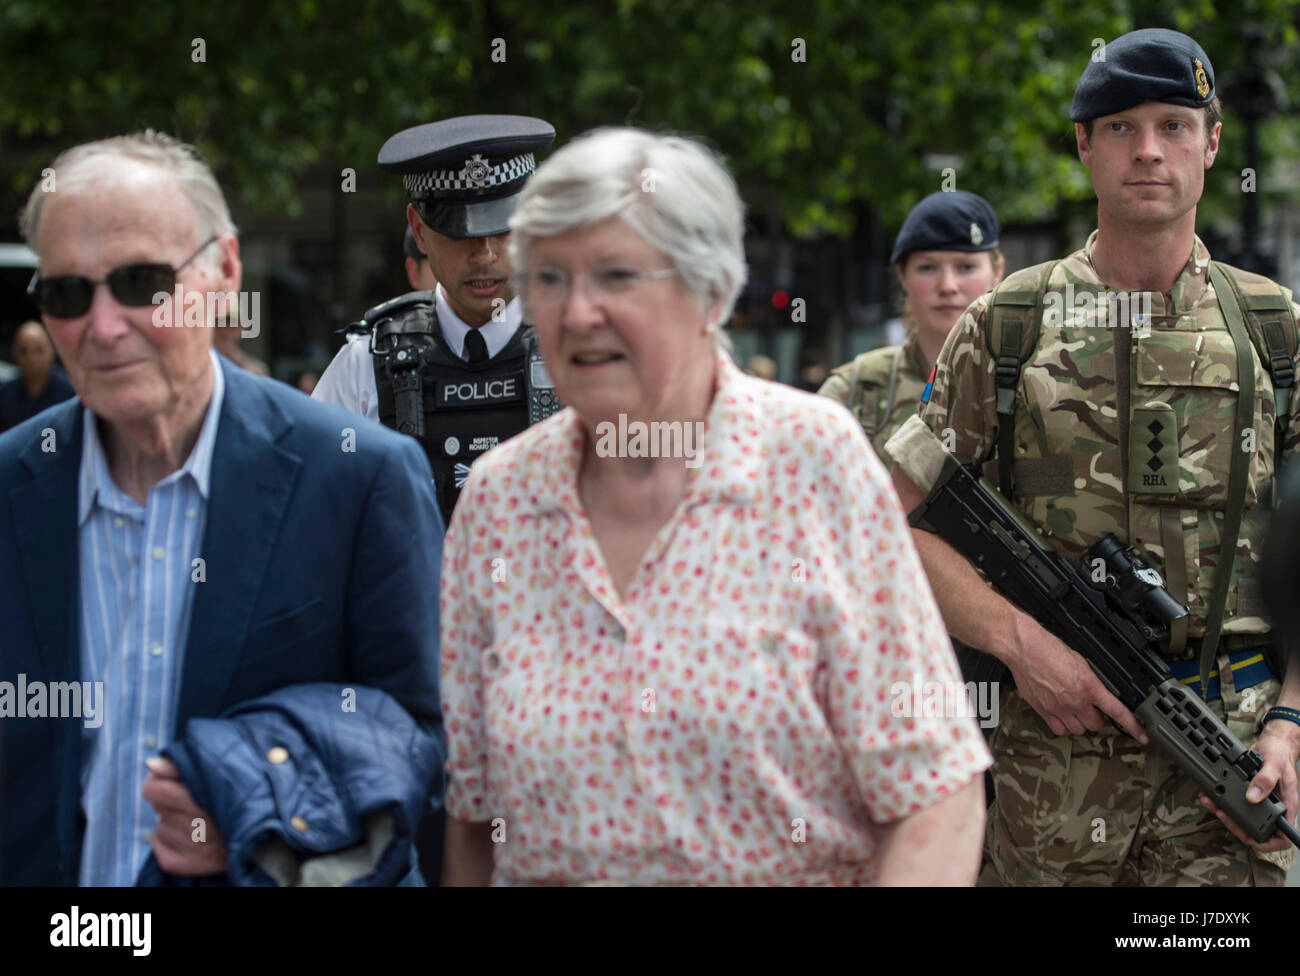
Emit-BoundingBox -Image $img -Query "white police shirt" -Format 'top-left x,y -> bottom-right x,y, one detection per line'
311,286 -> 523,422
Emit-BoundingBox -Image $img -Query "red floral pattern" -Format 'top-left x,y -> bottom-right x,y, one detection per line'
441,354 -> 991,884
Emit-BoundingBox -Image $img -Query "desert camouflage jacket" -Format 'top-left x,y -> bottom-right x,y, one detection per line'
918,231 -> 1300,648
820,331 -> 929,468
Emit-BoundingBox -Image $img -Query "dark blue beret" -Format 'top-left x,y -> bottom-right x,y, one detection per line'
379,115 -> 555,238
1070,28 -> 1214,123
890,191 -> 1000,265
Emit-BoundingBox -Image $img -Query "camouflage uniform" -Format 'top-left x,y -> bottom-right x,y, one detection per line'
920,231 -> 1298,886
819,331 -> 929,468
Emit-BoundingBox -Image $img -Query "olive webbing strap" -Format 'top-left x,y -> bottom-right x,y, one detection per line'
989,262 -> 1059,500
1160,508 -> 1189,657
1215,263 -> 1296,462
1201,264 -> 1258,698
874,347 -> 905,437
1115,316 -> 1132,543
994,317 -> 1022,499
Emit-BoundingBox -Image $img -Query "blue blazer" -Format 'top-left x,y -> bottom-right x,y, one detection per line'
0,355 -> 445,884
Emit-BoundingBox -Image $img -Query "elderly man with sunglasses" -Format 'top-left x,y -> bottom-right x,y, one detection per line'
0,131 -> 445,885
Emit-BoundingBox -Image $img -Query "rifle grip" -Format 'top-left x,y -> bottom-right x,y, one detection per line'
1135,680 -> 1285,844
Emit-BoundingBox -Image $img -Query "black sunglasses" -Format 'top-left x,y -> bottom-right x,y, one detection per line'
27,235 -> 219,318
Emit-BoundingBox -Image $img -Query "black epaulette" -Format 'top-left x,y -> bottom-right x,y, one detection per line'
336,290 -> 436,337
362,291 -> 438,356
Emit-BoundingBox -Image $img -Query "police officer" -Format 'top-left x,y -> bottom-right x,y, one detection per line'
890,28 -> 1300,885
820,191 -> 1004,467
313,114 -> 560,526
312,115 -> 557,886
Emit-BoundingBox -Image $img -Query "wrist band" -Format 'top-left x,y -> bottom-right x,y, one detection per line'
1260,706 -> 1300,733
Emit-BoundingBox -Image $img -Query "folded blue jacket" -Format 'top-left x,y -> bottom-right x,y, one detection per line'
136,683 -> 443,886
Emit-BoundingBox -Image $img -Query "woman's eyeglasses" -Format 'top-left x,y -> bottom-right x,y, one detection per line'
27,236 -> 219,318
518,266 -> 681,308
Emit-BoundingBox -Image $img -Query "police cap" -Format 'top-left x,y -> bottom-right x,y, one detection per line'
1070,28 -> 1215,123
379,114 -> 556,238
890,190 -> 1000,266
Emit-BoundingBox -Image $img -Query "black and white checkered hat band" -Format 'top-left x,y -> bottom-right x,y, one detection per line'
403,152 -> 536,196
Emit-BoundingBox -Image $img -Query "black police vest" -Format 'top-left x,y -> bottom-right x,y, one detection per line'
360,291 -> 561,523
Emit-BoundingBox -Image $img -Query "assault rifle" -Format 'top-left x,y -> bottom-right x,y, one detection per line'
905,442 -> 1300,849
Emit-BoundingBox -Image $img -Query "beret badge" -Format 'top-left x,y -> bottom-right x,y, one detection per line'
1194,58 -> 1210,99
970,222 -> 983,247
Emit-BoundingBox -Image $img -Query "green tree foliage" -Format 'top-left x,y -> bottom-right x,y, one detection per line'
2,0 -> 1297,236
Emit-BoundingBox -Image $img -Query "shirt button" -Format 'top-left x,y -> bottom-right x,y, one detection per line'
113,517 -> 125,529
487,653 -> 500,669
149,642 -> 163,656
186,508 -> 198,519
144,735 -> 158,749
152,546 -> 165,560
140,829 -> 153,843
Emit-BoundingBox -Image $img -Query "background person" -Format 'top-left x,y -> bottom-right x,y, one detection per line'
312,113 -> 559,888
0,319 -> 75,432
743,353 -> 777,380
439,127 -> 991,886
312,114 -> 561,526
820,191 -> 1004,469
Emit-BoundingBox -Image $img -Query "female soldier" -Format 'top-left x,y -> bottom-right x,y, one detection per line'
820,191 -> 1004,467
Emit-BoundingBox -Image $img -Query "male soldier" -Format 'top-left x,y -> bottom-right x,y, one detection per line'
821,191 -> 1004,467
890,28 -> 1300,885
313,114 -> 560,525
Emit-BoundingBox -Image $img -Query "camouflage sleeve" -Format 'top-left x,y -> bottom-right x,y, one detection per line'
916,293 -> 999,466
1282,299 -> 1300,467
818,371 -> 852,408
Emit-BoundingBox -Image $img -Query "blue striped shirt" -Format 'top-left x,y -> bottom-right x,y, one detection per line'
77,351 -> 224,886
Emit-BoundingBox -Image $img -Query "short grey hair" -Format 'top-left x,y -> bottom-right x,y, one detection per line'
508,127 -> 748,348
20,130 -> 236,265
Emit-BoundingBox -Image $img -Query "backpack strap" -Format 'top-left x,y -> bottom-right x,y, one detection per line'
1211,262 -> 1297,462
1203,264 -> 1263,698
985,260 -> 1061,499
842,346 -> 901,436
875,346 -> 905,437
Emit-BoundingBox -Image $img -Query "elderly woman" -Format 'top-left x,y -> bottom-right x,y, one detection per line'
439,128 -> 991,886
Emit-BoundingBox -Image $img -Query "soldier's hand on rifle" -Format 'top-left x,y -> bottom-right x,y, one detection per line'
1004,613 -> 1150,743
1197,719 -> 1300,852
